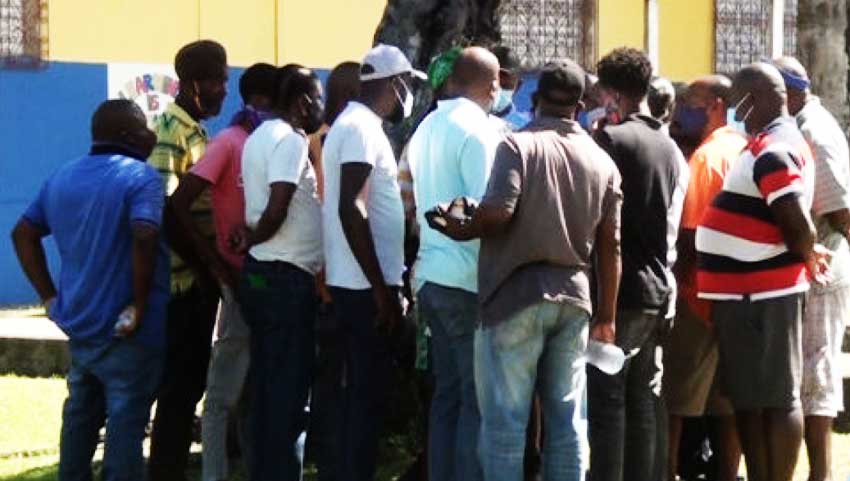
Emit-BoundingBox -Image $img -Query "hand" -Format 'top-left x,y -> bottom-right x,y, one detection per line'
43,296 -> 56,321
228,225 -> 253,255
806,243 -> 834,286
439,206 -> 473,241
114,306 -> 139,338
374,288 -> 403,333
589,320 -> 615,344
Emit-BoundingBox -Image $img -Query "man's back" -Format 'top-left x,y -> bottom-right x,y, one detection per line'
24,149 -> 169,346
595,114 -> 688,309
479,117 -> 622,324
407,97 -> 500,293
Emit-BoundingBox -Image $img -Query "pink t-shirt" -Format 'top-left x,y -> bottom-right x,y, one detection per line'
190,125 -> 248,269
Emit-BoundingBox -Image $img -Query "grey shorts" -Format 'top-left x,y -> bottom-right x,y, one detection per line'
712,293 -> 804,410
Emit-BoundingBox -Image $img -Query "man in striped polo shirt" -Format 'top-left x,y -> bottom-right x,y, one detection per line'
696,63 -> 826,481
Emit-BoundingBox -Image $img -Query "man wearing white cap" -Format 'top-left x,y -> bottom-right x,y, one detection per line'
321,43 -> 425,481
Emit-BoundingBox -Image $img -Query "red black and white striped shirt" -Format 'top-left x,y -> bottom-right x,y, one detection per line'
696,117 -> 814,301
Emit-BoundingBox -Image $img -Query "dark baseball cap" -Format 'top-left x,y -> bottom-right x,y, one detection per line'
537,59 -> 586,107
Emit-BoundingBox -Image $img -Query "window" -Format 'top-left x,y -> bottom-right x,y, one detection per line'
498,0 -> 597,70
714,0 -> 797,74
0,0 -> 47,67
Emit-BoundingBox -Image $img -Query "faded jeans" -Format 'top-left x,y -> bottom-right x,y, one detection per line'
417,282 -> 482,481
587,308 -> 668,481
202,293 -> 252,481
60,338 -> 163,481
475,301 -> 590,481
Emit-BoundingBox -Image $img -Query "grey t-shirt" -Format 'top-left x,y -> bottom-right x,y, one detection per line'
478,117 -> 622,325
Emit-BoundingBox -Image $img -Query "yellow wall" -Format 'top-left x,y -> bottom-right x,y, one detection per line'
50,0 -> 200,65
48,0 -> 383,68
598,0 -> 646,58
658,0 -> 714,81
277,0 -> 385,67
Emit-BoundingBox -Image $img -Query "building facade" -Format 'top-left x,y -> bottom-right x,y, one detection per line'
0,0 -> 797,304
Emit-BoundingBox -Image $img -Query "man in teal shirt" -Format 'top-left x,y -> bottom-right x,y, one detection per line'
406,46 -> 501,481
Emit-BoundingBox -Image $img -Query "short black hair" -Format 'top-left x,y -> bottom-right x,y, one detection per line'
491,45 -> 521,72
597,47 -> 653,100
239,63 -> 278,104
277,67 -> 320,112
91,99 -> 146,142
648,77 -> 675,120
174,40 -> 227,82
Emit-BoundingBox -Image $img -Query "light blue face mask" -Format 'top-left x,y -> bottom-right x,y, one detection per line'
491,88 -> 514,114
727,108 -> 747,136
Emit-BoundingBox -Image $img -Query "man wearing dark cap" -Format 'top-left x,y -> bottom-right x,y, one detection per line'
773,56 -> 850,481
440,59 -> 623,481
587,47 -> 689,481
147,39 -> 229,481
696,62 -> 823,481
12,99 -> 168,481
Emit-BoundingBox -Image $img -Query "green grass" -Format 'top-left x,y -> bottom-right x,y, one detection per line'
1,375 -> 847,481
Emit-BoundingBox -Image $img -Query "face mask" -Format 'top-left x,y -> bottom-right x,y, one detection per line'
393,79 -> 414,120
303,96 -> 324,135
579,107 -> 606,131
675,106 -> 709,140
491,89 -> 514,114
730,93 -> 753,136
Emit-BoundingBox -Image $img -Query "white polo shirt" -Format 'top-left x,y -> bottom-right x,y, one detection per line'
242,118 -> 323,274
321,101 -> 405,289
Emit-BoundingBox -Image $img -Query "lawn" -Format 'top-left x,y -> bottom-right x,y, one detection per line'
0,375 -> 848,481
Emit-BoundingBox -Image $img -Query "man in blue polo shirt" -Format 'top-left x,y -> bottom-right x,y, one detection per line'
11,99 -> 170,481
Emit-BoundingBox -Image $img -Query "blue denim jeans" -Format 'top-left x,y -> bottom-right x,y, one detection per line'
417,282 -> 482,481
59,338 -> 164,481
586,308 -> 668,481
475,301 -> 590,481
330,287 -> 395,481
239,258 -> 316,481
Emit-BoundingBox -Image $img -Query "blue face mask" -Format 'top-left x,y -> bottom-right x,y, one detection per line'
491,89 -> 514,114
675,106 -> 709,140
578,106 -> 606,131
727,108 -> 748,137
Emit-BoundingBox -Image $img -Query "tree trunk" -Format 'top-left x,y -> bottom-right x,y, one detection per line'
798,0 -> 849,127
373,0 -> 503,70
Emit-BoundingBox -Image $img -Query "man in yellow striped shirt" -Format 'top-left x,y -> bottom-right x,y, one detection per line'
147,39 -> 229,481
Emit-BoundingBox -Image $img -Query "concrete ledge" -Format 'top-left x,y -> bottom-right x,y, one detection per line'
0,337 -> 69,377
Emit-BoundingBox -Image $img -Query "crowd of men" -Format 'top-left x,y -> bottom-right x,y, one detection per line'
10,36 -> 849,481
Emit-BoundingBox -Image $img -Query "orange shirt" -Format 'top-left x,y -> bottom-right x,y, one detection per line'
679,126 -> 747,320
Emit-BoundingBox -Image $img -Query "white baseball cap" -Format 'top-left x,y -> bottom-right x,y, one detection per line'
360,44 -> 427,81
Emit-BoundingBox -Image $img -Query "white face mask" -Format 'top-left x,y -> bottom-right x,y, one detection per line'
731,92 -> 754,136
393,80 -> 414,119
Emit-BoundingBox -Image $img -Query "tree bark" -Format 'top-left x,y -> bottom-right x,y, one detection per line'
798,0 -> 849,127
373,0 -> 503,70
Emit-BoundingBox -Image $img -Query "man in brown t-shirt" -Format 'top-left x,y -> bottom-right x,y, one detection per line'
440,59 -> 622,481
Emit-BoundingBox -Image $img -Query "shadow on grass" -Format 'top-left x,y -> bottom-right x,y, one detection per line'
0,464 -> 59,481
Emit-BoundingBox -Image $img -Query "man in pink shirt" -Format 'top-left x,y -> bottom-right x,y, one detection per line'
169,62 -> 279,481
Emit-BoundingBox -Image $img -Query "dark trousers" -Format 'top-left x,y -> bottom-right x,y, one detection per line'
148,285 -> 218,481
239,257 -> 316,481
331,287 -> 395,481
587,308 -> 669,481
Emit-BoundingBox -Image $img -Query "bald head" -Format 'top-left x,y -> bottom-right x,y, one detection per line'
688,75 -> 732,105
731,62 -> 788,135
449,47 -> 500,112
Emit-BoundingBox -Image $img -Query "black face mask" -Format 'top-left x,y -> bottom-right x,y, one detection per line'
302,96 -> 324,135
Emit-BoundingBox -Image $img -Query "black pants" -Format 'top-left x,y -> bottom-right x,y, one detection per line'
148,285 -> 218,481
587,308 -> 669,481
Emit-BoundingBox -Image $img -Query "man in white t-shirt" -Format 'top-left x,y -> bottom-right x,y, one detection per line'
233,67 -> 325,481
322,44 -> 425,481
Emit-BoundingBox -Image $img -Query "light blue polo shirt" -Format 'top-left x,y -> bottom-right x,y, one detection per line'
407,97 -> 502,293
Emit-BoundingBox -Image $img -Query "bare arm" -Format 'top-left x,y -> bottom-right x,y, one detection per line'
591,214 -> 621,343
127,222 -> 159,334
338,162 -> 401,329
771,195 -> 816,259
672,229 -> 696,285
825,208 -> 850,241
11,219 -> 56,303
244,182 -> 297,248
440,203 -> 513,241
